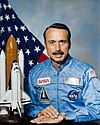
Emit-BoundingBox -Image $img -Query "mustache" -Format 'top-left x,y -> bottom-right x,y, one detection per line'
52,51 -> 64,55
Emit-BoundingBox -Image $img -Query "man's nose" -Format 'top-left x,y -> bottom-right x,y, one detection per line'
55,42 -> 61,51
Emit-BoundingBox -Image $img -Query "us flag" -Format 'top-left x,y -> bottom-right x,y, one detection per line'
0,0 -> 48,78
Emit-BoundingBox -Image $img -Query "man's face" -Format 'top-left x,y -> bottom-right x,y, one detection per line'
45,28 -> 71,65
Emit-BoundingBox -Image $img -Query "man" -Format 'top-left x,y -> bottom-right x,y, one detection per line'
28,23 -> 100,124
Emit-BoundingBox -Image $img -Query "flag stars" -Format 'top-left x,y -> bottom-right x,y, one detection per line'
14,25 -> 18,31
0,0 -> 45,80
1,27 -> 4,33
7,27 -> 11,32
12,14 -> 16,19
16,38 -> 21,44
2,41 -> 5,46
0,4 -> 2,8
20,25 -> 26,31
28,60 -> 34,66
5,14 -> 10,21
34,46 -> 41,53
3,4 -> 7,10
32,37 -> 36,42
24,36 -> 29,42
0,16 -> 3,21
7,3 -> 12,9
25,49 -> 30,55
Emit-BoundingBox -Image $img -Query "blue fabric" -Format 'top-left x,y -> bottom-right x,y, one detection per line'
27,55 -> 100,122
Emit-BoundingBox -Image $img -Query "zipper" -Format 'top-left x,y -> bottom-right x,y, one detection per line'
57,69 -> 60,112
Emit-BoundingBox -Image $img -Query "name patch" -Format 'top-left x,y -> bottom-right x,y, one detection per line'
66,77 -> 80,86
37,77 -> 50,85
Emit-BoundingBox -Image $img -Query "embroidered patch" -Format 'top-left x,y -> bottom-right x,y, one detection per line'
89,70 -> 96,80
66,77 -> 80,86
68,90 -> 78,101
37,77 -> 50,85
40,87 -> 50,102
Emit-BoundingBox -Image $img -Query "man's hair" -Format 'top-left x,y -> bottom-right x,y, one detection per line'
43,23 -> 71,43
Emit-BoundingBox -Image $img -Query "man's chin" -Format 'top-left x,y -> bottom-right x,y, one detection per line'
51,58 -> 63,64
51,56 -> 68,65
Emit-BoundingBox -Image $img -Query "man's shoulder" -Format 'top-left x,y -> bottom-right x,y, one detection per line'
36,58 -> 50,67
72,57 -> 92,70
30,59 -> 50,72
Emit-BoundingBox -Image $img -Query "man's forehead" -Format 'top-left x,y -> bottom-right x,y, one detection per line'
46,27 -> 68,33
45,28 -> 68,38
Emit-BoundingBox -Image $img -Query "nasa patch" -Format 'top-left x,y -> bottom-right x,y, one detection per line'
68,90 -> 78,101
37,77 -> 50,85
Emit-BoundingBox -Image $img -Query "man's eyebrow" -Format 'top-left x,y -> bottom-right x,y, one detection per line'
48,40 -> 56,43
59,40 -> 68,42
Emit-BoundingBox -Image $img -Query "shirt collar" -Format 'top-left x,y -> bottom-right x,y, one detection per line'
48,54 -> 72,71
59,54 -> 72,70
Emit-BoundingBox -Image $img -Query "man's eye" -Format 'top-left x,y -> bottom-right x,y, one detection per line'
49,41 -> 55,44
60,40 -> 67,44
50,42 -> 54,44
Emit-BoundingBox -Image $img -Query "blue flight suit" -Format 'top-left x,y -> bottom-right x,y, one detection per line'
27,55 -> 100,122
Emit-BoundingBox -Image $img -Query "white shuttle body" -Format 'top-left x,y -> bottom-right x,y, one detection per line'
0,50 -> 30,117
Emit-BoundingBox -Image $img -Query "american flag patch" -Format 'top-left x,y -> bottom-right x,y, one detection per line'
89,70 -> 96,79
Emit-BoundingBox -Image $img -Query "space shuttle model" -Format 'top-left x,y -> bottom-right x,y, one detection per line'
0,35 -> 30,117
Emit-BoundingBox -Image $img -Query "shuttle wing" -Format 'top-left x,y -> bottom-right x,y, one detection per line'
22,90 -> 30,104
0,90 -> 30,106
0,90 -> 11,106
